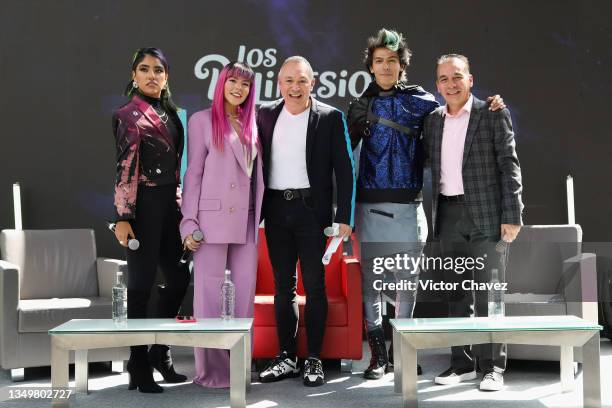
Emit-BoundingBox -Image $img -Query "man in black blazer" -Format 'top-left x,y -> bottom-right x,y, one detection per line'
423,54 -> 523,391
257,56 -> 355,387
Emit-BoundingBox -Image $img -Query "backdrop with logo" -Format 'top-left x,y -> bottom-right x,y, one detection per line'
1,0 -> 610,258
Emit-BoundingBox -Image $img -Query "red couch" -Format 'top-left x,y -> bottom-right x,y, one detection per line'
253,228 -> 363,363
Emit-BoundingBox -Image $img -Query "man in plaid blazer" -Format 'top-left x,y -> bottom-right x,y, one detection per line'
423,54 -> 523,391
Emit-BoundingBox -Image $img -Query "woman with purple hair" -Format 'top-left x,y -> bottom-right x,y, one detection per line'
180,61 -> 264,387
112,47 -> 190,392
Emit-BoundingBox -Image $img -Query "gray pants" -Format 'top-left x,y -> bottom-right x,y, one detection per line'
356,202 -> 427,331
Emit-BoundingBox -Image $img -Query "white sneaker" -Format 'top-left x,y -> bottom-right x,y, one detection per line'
259,352 -> 300,383
434,367 -> 477,385
479,371 -> 504,391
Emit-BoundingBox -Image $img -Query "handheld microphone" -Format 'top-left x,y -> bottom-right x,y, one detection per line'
179,230 -> 204,264
108,222 -> 140,250
322,223 -> 345,265
324,223 -> 340,237
495,239 -> 508,253
495,238 -> 511,273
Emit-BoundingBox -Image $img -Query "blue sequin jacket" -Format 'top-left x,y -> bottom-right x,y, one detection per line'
347,81 -> 439,203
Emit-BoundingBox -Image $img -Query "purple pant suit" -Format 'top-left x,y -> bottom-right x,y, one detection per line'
180,108 -> 264,388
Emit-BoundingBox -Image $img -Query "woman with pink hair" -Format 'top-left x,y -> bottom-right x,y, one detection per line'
180,61 -> 264,387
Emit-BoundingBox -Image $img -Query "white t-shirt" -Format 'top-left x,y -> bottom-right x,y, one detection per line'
268,106 -> 311,189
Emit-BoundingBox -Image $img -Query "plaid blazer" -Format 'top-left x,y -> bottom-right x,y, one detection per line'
423,96 -> 523,237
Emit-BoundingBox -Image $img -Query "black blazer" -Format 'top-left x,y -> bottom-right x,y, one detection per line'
256,97 -> 356,228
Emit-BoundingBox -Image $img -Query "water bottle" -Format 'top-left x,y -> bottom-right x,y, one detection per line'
112,271 -> 128,323
487,268 -> 505,317
220,269 -> 235,320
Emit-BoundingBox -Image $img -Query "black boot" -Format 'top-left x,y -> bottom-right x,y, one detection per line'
149,344 -> 187,383
363,327 -> 388,380
126,291 -> 163,392
388,342 -> 422,375
127,346 -> 163,393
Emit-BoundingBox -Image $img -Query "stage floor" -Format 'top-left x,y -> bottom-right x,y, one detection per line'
2,339 -> 612,408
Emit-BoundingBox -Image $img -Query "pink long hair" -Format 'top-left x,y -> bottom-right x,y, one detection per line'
211,62 -> 259,159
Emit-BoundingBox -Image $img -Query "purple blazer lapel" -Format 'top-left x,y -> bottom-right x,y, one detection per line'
228,129 -> 250,176
132,95 -> 175,151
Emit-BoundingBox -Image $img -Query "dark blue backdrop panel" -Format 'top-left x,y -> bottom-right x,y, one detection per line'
0,0 -> 610,259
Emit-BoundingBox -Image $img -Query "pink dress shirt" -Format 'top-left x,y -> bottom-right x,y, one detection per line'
440,95 -> 473,196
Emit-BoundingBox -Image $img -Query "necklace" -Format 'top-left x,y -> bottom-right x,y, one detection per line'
154,107 -> 168,124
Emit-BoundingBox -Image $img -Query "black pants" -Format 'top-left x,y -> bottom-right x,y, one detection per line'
437,200 -> 507,373
126,185 -> 190,355
264,195 -> 328,358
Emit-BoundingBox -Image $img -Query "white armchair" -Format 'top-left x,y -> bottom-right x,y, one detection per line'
0,229 -> 129,380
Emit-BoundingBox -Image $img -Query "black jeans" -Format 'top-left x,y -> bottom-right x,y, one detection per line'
126,185 -> 190,356
437,200 -> 507,373
264,195 -> 328,358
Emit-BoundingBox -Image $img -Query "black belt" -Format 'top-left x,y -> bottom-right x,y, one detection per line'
267,188 -> 311,201
439,194 -> 465,202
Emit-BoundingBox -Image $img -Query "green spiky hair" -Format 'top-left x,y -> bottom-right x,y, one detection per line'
380,29 -> 403,52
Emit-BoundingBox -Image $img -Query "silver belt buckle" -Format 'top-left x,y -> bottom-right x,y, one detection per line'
283,190 -> 294,200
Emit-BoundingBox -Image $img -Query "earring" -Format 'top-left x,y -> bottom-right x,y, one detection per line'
132,80 -> 138,89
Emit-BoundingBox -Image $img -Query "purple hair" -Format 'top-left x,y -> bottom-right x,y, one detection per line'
211,62 -> 259,158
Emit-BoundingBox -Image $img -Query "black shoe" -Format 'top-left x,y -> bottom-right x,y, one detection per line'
363,328 -> 388,380
149,344 -> 187,383
127,350 -> 163,393
303,357 -> 324,387
259,352 -> 300,383
434,366 -> 477,385
387,342 -> 422,375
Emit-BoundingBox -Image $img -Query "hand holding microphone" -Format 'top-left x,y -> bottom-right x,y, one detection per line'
323,223 -> 340,238
495,239 -> 508,254
496,224 -> 521,268
109,221 -> 139,250
180,230 -> 204,264
500,224 -> 521,243
322,223 -> 352,265
323,223 -> 353,239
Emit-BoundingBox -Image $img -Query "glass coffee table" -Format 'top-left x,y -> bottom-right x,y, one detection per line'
48,318 -> 252,407
390,315 -> 601,408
